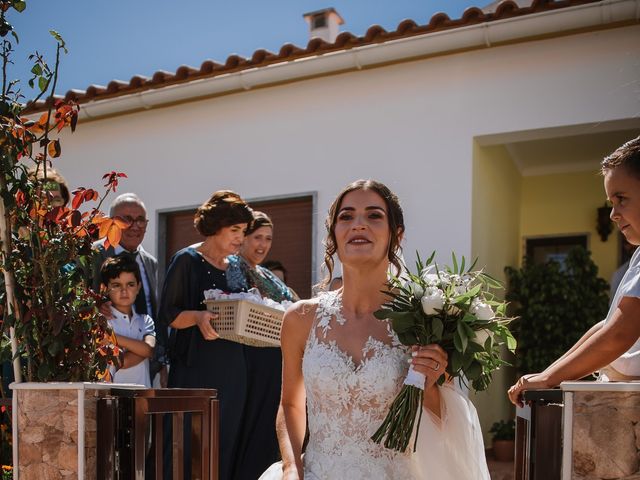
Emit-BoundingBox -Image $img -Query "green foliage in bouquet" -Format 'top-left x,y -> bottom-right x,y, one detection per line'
0,1 -> 125,382
505,247 -> 609,375
371,252 -> 516,452
377,252 -> 516,389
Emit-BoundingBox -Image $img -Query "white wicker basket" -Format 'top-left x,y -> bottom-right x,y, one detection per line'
204,299 -> 283,347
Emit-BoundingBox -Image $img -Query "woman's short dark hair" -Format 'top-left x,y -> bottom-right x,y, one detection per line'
261,259 -> 287,282
194,190 -> 253,237
323,179 -> 405,286
245,210 -> 273,236
100,254 -> 142,286
601,135 -> 640,180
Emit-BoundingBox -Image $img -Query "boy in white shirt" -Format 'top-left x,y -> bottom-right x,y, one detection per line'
101,254 -> 156,387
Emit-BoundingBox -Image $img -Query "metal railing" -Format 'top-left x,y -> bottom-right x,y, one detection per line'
515,389 -> 563,480
98,388 -> 218,480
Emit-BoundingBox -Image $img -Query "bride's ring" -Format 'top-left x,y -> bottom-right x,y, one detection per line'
433,361 -> 440,371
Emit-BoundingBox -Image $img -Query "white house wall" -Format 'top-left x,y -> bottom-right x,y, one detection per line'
54,24 -> 640,281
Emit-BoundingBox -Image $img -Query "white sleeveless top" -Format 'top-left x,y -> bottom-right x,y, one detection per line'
301,291 -> 417,479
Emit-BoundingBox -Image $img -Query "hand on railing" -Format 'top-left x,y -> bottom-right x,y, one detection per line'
508,373 -> 550,407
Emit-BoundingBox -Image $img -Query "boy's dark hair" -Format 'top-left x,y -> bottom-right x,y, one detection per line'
100,254 -> 142,286
601,135 -> 640,179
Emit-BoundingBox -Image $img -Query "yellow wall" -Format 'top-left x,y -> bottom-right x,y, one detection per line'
520,171 -> 619,282
471,142 -> 522,445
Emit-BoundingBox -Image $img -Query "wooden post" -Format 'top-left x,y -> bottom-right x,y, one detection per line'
0,189 -> 22,384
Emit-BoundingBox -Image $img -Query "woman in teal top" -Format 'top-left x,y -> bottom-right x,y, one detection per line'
226,211 -> 297,477
227,211 -> 298,302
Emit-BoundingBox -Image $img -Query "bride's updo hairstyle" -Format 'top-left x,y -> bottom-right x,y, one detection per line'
194,190 -> 254,237
323,179 -> 405,285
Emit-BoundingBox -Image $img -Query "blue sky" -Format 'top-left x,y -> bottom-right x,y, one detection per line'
11,1 -> 481,97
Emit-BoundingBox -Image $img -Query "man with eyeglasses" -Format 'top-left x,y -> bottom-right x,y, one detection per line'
92,192 -> 167,387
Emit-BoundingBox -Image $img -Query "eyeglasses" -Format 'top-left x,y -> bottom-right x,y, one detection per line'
116,215 -> 149,228
107,281 -> 139,292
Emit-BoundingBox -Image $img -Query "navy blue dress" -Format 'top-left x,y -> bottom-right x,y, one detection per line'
160,247 -> 280,480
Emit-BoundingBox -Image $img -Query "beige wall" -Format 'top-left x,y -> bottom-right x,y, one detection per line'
471,143 -> 522,444
520,171 -> 619,282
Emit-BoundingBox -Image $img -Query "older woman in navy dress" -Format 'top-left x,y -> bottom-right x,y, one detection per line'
160,191 -> 279,480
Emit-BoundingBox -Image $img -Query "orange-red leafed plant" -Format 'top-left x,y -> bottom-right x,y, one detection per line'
0,1 -> 124,382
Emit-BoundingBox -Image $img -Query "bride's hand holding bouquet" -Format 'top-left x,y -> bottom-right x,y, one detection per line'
409,344 -> 449,413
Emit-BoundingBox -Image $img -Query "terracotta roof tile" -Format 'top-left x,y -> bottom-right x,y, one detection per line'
174,65 -> 199,80
129,75 -> 149,88
495,0 -> 524,16
277,43 -> 306,57
106,80 -> 129,94
250,49 -> 278,64
25,0 -> 604,113
224,54 -> 248,69
396,19 -> 420,35
461,6 -> 487,22
199,60 -> 222,73
333,31 -> 359,47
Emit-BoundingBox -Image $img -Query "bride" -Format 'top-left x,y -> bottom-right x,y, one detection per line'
265,180 -> 489,479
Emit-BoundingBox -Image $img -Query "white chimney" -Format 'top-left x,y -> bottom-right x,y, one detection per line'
303,8 -> 344,43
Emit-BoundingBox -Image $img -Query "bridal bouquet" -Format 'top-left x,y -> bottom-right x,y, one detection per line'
371,252 -> 516,452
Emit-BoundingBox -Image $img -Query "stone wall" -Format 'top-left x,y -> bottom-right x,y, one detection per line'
572,391 -> 640,479
15,386 -> 109,480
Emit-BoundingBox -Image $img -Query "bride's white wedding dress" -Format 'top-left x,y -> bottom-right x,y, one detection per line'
261,290 -> 490,479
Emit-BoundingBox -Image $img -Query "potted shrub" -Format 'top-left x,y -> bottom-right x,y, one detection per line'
0,3 -> 126,477
489,419 -> 515,462
505,247 -> 609,375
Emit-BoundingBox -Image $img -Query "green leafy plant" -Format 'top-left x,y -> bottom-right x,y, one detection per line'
489,419 -> 515,441
1,465 -> 11,480
505,247 -> 609,375
0,403 -> 10,468
0,1 -> 125,382
371,252 -> 516,452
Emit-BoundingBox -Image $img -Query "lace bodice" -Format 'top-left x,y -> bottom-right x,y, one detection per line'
302,291 -> 417,479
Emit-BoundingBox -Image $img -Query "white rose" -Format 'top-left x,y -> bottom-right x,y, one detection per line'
421,288 -> 445,315
422,273 -> 439,286
421,265 -> 448,287
472,302 -> 495,321
409,282 -> 425,299
454,285 -> 467,296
